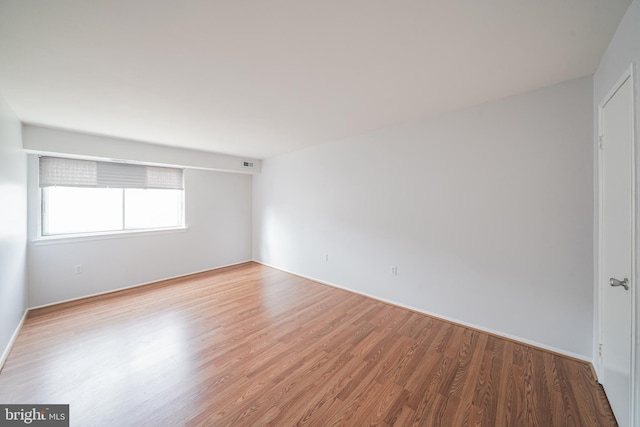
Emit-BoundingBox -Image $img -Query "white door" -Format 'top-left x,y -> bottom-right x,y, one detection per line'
599,73 -> 634,427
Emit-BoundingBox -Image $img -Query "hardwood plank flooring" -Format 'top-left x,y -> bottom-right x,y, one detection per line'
0,262 -> 616,426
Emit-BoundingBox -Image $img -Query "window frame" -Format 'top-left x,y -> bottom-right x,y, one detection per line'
35,156 -> 187,244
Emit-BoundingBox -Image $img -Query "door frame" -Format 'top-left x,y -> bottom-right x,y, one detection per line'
596,63 -> 637,425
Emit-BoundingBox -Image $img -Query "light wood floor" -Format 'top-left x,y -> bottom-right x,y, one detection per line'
0,262 -> 615,426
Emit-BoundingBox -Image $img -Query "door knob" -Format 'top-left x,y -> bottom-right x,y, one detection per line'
610,277 -> 629,291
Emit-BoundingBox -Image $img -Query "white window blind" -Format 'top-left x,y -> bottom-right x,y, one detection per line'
39,157 -> 184,190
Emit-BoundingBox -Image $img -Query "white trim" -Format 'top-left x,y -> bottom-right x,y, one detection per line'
596,63 -> 637,426
253,260 -> 592,363
0,309 -> 28,372
631,61 -> 639,427
28,260 -> 252,310
33,226 -> 188,246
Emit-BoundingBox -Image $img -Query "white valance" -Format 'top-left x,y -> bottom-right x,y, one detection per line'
39,157 -> 183,190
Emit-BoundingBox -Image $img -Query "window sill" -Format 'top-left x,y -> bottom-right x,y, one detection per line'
32,227 -> 188,246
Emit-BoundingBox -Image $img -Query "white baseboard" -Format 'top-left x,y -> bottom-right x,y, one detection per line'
29,260 -> 253,310
23,258 -> 592,365
253,260 -> 592,363
0,309 -> 28,372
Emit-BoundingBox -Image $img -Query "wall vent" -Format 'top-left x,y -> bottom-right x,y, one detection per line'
242,161 -> 255,168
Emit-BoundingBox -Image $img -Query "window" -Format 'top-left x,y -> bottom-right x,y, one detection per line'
40,157 -> 184,236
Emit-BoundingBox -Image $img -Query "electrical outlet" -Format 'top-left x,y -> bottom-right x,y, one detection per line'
74,265 -> 82,274
325,253 -> 329,262
391,266 -> 397,276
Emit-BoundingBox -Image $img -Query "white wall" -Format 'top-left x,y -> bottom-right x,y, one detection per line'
0,93 -> 27,366
23,125 -> 261,174
28,156 -> 252,307
592,0 -> 640,404
253,76 -> 594,358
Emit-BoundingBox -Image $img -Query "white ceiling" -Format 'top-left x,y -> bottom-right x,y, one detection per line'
0,1 -> 631,159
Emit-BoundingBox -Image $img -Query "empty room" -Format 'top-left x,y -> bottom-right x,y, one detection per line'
1,1 -> 639,426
